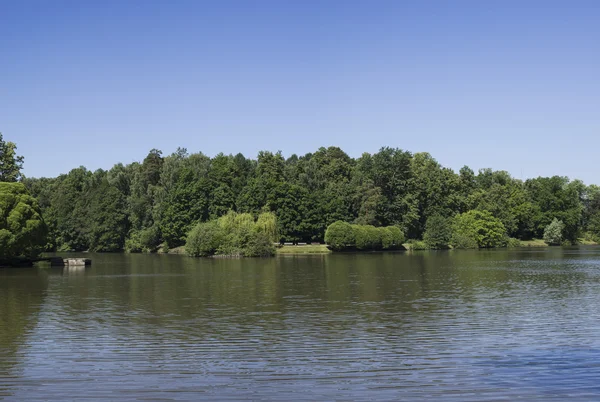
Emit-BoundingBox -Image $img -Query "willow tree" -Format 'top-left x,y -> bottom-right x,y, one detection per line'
255,211 -> 278,242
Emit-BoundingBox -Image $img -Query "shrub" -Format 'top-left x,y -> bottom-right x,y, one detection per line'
407,240 -> 428,250
243,231 -> 276,257
380,227 -> 393,249
325,221 -> 355,251
326,222 -> 404,251
423,214 -> 452,249
387,226 -> 405,248
450,233 -> 479,249
365,225 -> 382,250
126,226 -> 161,253
506,237 -> 522,248
186,221 -> 223,257
353,225 -> 370,250
451,210 -> 507,249
543,218 -> 564,246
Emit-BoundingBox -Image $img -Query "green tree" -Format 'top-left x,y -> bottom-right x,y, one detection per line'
451,210 -> 507,249
423,214 -> 452,249
525,176 -> 583,241
543,218 -> 565,246
88,178 -> 129,252
160,167 -> 210,248
0,182 -> 47,259
0,133 -> 24,182
48,167 -> 93,251
186,220 -> 223,257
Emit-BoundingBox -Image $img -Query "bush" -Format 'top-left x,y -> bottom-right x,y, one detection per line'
186,221 -> 223,257
407,240 -> 428,250
423,215 -> 452,249
325,222 -> 404,251
506,237 -> 521,248
187,211 -> 279,257
126,226 -> 161,253
243,231 -> 276,257
365,225 -> 382,250
451,234 -> 479,249
451,210 -> 507,249
387,226 -> 405,248
380,227 -> 393,249
353,225 -> 381,250
543,218 -> 564,246
324,221 -> 355,251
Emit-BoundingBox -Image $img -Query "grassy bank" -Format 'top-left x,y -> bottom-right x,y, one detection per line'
277,244 -> 331,254
518,238 -> 599,247
518,239 -> 547,247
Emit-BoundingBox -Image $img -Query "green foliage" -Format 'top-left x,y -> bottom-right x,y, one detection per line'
406,240 -> 428,250
543,218 -> 565,246
451,210 -> 507,249
186,220 -> 223,257
125,226 -> 161,253
243,231 -> 275,257
423,214 -> 452,249
325,222 -> 402,251
0,182 -> 47,259
0,133 -> 24,183
506,237 -> 522,248
450,233 -> 479,249
21,144 -> 600,254
526,176 -> 582,241
88,179 -> 128,252
324,221 -> 354,251
386,226 -> 405,248
185,211 -> 275,257
254,210 -> 279,242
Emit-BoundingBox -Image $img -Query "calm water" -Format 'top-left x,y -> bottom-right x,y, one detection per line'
2,248 -> 600,401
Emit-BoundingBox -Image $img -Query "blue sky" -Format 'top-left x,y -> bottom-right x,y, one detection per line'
1,0 -> 599,183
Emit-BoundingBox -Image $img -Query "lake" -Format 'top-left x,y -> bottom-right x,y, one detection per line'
2,248 -> 600,401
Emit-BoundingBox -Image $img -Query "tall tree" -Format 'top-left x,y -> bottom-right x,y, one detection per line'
0,133 -> 24,182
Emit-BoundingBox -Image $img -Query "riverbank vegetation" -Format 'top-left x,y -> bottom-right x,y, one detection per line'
1,130 -> 599,255
324,221 -> 404,251
0,182 -> 47,261
185,211 -> 277,257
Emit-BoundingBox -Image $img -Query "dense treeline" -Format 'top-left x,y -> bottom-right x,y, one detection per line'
16,144 -> 600,252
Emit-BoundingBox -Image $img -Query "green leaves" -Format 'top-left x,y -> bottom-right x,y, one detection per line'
0,133 -> 24,183
543,218 -> 565,246
0,182 -> 47,259
451,210 -> 507,249
185,211 -> 276,257
324,221 -> 404,251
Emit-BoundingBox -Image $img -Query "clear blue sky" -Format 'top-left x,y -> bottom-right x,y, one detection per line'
2,0 -> 599,183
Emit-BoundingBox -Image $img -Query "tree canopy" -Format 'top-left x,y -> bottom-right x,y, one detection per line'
0,133 -> 24,182
14,143 -> 600,253
0,182 -> 47,259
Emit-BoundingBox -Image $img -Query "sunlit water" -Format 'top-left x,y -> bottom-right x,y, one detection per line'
2,248 -> 600,401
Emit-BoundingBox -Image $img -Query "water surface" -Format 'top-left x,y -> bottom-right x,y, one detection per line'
2,248 -> 600,400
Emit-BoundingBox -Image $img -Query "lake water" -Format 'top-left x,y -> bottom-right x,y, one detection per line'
2,248 -> 600,401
